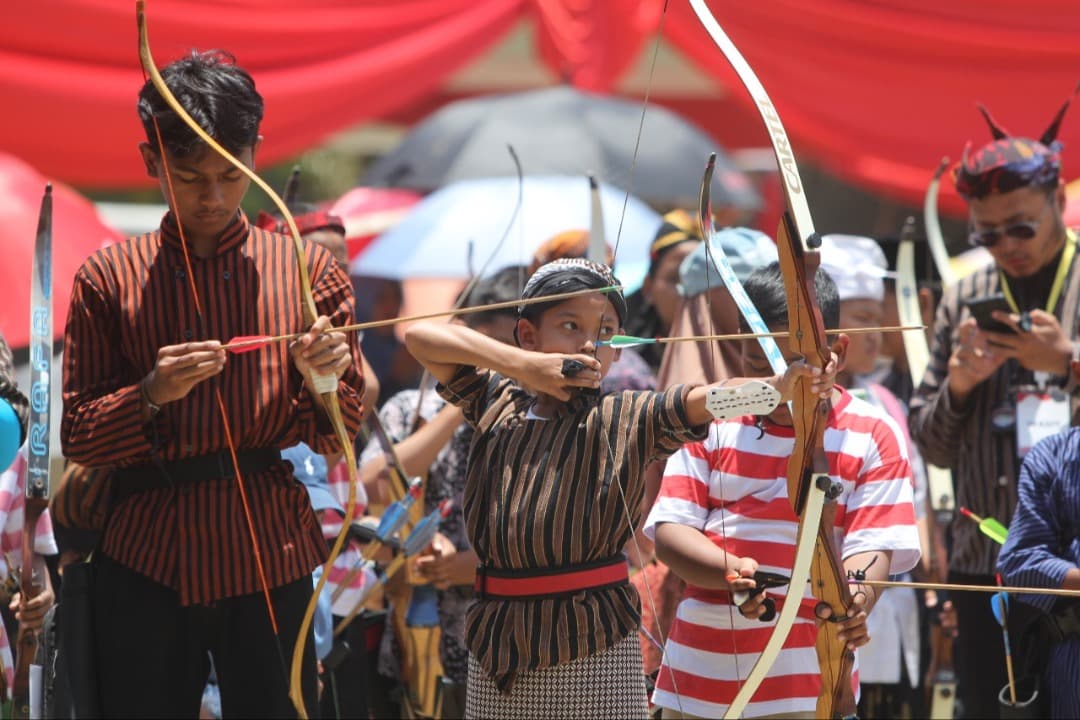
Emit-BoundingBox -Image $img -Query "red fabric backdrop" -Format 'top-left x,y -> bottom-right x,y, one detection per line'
4,0 -> 1080,217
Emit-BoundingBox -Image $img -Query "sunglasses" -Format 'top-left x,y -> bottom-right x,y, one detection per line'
967,201 -> 1053,248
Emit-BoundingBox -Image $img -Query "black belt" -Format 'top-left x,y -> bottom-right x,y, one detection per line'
111,447 -> 282,506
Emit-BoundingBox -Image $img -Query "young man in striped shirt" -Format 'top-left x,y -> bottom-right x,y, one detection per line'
405,258 -> 838,719
645,262 -> 920,719
61,51 -> 364,718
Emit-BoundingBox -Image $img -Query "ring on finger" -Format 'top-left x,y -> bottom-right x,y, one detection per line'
561,359 -> 586,378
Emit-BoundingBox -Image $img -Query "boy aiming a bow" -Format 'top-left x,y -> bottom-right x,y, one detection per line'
405,258 -> 838,718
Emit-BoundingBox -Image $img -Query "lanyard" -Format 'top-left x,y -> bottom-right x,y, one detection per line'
999,229 -> 1078,313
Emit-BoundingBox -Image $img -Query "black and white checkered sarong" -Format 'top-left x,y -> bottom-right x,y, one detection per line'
465,633 -> 648,719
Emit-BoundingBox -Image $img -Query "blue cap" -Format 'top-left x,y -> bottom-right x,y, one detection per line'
678,227 -> 778,298
282,442 -> 344,514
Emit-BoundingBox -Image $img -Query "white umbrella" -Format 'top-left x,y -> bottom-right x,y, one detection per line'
350,176 -> 660,291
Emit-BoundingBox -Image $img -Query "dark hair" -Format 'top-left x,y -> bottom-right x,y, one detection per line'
740,261 -> 839,331
460,266 -> 523,328
875,234 -> 944,305
138,50 -> 263,157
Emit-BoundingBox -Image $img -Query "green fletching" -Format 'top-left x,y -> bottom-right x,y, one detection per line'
599,334 -> 655,349
980,518 -> 1009,545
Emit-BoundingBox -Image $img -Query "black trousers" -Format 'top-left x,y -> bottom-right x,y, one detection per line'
93,553 -> 318,719
950,571 -> 1008,719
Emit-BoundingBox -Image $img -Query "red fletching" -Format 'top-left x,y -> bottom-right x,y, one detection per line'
225,335 -> 274,353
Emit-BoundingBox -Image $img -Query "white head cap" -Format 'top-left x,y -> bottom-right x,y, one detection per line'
819,234 -> 891,302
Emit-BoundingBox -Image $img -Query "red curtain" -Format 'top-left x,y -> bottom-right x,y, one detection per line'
2,0 -> 523,187
3,0 -> 1080,217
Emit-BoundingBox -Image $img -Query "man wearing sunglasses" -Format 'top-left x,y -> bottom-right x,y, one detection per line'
909,92 -> 1080,719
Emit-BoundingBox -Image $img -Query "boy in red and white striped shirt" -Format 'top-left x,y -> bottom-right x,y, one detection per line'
645,262 -> 920,719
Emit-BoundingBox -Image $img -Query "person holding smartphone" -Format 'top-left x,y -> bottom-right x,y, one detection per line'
909,91 -> 1080,718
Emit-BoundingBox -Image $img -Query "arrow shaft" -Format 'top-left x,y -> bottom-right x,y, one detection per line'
858,578 -> 1080,598
224,285 -> 624,353
600,324 -> 926,349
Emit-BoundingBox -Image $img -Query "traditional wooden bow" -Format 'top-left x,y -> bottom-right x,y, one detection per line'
136,5 -> 359,717
687,3 -> 858,718
900,204 -> 958,717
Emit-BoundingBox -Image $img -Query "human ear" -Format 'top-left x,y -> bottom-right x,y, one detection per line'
1053,180 -> 1066,211
516,318 -> 539,351
829,333 -> 851,373
138,142 -> 160,179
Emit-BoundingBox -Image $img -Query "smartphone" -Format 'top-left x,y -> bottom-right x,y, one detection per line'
964,294 -> 1015,334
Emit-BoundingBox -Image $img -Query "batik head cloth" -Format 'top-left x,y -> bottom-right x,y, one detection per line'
954,85 -> 1077,199
649,209 -> 702,262
519,258 -> 626,326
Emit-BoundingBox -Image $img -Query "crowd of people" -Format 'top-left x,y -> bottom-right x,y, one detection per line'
0,45 -> 1077,720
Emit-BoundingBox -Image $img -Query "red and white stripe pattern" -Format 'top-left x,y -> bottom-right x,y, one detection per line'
644,389 -> 920,718
0,447 -> 58,696
321,458 -> 377,616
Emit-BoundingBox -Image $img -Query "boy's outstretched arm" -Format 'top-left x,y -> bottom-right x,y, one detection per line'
404,321 -> 600,401
682,352 -> 840,427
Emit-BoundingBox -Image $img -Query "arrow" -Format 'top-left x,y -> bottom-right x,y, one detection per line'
596,325 -> 925,349
853,578 -> 1080,599
332,499 -> 453,638
330,478 -> 423,603
223,285 -> 624,354
991,575 -> 1018,707
959,506 -> 1008,545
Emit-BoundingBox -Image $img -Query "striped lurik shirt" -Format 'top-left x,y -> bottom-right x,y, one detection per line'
996,427 -> 1080,717
437,366 -> 707,690
61,212 -> 364,605
909,248 -> 1080,576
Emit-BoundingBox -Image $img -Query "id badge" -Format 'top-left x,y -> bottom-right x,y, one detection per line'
1016,390 -> 1071,458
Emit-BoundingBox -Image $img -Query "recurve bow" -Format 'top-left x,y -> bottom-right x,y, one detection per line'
687,3 -> 856,717
895,216 -> 957,716
136,6 -> 360,717
11,184 -> 53,720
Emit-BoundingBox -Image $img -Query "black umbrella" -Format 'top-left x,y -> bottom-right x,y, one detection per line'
364,86 -> 761,209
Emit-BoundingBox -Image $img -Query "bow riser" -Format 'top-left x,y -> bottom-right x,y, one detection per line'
775,213 -> 830,514
812,511 -> 857,718
775,212 -> 856,718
